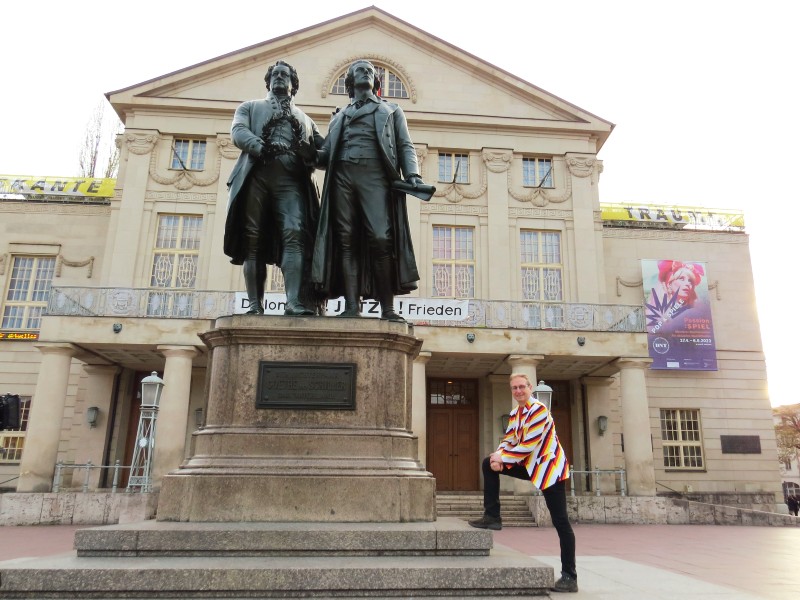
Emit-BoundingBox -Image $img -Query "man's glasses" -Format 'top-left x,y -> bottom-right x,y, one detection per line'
510,385 -> 528,391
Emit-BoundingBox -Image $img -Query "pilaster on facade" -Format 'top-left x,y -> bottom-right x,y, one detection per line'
105,129 -> 159,287
482,148 -> 513,300
564,153 -> 604,303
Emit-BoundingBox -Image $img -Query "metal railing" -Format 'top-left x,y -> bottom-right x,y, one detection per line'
569,468 -> 627,497
46,286 -> 645,333
51,460 -> 130,493
47,287 -> 236,320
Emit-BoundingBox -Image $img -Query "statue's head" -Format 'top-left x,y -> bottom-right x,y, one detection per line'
265,60 -> 299,97
345,59 -> 381,98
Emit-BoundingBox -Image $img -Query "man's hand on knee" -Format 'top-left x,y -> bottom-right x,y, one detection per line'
489,451 -> 503,471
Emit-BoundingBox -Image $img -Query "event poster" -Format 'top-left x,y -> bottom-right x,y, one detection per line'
641,259 -> 718,370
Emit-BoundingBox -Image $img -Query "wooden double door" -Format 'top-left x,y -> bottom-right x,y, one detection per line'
425,378 -> 479,491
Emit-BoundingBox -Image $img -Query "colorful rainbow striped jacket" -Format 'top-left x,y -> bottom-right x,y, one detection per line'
497,399 -> 570,490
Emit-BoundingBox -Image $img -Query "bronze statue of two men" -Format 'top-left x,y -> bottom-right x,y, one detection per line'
224,59 -> 433,321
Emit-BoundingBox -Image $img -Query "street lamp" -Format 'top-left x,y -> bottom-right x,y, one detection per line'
140,371 -> 165,408
127,371 -> 164,493
534,380 -> 553,411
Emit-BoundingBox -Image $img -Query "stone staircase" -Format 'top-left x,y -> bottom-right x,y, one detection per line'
436,492 -> 537,527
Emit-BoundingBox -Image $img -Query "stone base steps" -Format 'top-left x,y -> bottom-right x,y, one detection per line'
0,519 -> 555,598
437,493 -> 537,527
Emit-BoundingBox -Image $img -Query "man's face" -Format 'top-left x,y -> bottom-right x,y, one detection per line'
351,62 -> 375,91
510,377 -> 531,406
270,65 -> 293,95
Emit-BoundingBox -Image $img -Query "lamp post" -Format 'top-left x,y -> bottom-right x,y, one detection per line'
534,380 -> 553,411
127,371 -> 164,493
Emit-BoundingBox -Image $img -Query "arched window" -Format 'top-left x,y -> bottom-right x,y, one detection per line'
329,64 -> 409,99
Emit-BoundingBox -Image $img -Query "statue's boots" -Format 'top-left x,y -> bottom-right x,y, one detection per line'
281,247 -> 314,317
338,255 -> 361,317
243,259 -> 266,315
373,256 -> 406,323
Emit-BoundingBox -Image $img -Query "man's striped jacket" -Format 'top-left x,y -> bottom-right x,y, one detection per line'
497,398 -> 570,490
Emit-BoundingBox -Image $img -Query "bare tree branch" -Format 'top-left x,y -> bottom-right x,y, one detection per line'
77,100 -> 123,178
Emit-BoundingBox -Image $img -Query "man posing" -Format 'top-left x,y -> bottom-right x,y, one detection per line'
224,60 -> 324,316
312,59 -> 425,322
469,373 -> 578,593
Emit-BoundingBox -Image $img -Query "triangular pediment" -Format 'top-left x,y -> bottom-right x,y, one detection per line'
108,7 -> 612,143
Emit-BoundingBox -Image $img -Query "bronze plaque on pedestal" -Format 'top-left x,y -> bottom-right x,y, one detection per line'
257,362 -> 356,410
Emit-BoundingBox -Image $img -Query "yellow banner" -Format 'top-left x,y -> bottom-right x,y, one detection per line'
601,203 -> 745,230
0,175 -> 116,198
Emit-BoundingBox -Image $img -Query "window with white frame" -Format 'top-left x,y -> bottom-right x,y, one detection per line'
147,215 -> 202,317
438,153 -> 469,184
170,139 -> 207,171
0,396 -> 31,463
520,230 -> 562,301
661,409 -> 705,470
522,157 -> 553,188
432,226 -> 474,298
1,256 -> 56,330
329,64 -> 409,99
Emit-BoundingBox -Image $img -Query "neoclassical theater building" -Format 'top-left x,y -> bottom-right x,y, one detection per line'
0,7 -> 781,509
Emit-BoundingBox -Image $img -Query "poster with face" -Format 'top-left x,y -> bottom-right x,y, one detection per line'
642,259 -> 718,370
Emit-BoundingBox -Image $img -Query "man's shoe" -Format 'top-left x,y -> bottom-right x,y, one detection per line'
467,515 -> 502,530
551,574 -> 578,593
381,310 -> 407,323
337,308 -> 360,318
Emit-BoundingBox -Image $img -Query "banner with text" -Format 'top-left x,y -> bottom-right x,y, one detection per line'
602,203 -> 744,230
642,259 -> 717,370
234,294 -> 469,321
0,175 -> 116,198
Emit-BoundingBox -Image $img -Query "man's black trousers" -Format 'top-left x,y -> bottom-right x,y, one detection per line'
481,456 -> 576,579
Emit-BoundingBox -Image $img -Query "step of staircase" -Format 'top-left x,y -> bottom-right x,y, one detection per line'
437,493 -> 537,527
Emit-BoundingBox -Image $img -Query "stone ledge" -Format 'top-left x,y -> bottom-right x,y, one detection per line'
527,496 -> 799,527
0,543 -> 552,598
75,518 -> 493,557
0,492 -> 156,526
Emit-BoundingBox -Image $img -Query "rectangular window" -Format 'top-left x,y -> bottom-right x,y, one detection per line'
520,230 -> 562,301
432,226 -> 474,298
438,153 -> 469,184
661,409 -> 705,470
171,139 -> 207,171
148,215 -> 202,317
2,256 -> 56,330
0,396 -> 31,463
523,157 -> 553,188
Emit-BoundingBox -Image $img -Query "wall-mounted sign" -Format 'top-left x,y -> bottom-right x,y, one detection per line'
257,362 -> 356,410
0,331 -> 39,341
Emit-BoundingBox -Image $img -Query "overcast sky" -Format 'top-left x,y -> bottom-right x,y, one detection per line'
2,1 -> 797,406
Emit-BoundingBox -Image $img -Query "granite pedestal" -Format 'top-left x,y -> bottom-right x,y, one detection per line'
158,315 -> 435,523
